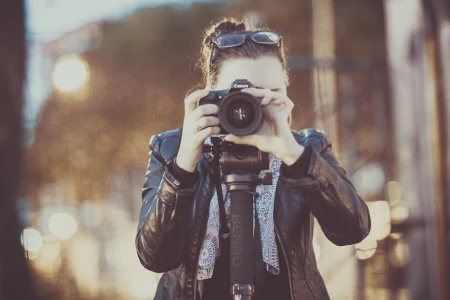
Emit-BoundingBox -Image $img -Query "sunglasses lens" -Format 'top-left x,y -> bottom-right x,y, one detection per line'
215,34 -> 245,48
252,31 -> 280,44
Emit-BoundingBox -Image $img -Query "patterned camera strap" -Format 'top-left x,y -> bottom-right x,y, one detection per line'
197,136 -> 281,281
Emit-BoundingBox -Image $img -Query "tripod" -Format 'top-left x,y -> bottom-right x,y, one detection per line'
205,137 -> 272,300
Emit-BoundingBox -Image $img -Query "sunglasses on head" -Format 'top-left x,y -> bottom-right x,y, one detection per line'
211,30 -> 282,49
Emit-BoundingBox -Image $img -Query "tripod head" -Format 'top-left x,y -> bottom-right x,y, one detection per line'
203,136 -> 272,183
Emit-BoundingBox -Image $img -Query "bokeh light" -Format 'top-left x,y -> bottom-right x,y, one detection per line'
26,251 -> 40,260
390,200 -> 409,224
352,163 -> 386,197
79,201 -> 103,228
40,235 -> 61,260
48,212 -> 78,240
52,56 -> 89,92
389,238 -> 410,268
367,201 -> 391,240
68,231 -> 101,296
21,227 -> 43,253
108,209 -> 130,229
105,237 -> 126,266
129,270 -> 159,299
386,181 -> 402,201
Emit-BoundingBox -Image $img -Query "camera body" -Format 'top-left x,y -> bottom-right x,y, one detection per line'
198,79 -> 263,136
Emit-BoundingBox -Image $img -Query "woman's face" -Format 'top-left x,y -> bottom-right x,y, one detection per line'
214,56 -> 287,94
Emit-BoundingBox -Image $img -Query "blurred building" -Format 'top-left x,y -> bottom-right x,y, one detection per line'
20,0 -> 450,299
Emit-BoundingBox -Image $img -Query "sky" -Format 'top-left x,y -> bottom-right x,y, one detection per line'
25,0 -> 217,42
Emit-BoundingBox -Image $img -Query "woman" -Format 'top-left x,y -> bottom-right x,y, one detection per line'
136,18 -> 371,300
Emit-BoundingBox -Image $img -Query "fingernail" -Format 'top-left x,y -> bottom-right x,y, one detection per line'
261,97 -> 267,106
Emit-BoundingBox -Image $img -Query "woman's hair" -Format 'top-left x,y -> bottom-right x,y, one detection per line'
199,18 -> 289,88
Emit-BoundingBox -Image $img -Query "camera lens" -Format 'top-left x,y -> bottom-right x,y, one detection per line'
218,92 -> 263,136
226,101 -> 255,129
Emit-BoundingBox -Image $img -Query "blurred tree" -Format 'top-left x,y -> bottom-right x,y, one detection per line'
27,4 -> 224,202
0,1 -> 37,299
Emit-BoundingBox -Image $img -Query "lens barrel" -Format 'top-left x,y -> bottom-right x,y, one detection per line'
218,92 -> 263,136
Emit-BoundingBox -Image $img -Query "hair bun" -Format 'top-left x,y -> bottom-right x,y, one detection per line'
214,20 -> 246,34
204,18 -> 247,44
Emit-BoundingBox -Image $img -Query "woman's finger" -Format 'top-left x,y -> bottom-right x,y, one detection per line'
261,91 -> 283,106
272,98 -> 284,105
196,126 -> 221,141
241,87 -> 272,98
241,88 -> 289,107
224,134 -> 256,146
273,97 -> 290,105
184,89 -> 210,115
269,96 -> 294,108
191,104 -> 219,120
196,116 -> 220,130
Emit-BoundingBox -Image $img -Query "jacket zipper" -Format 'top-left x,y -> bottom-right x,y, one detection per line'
193,245 -> 200,300
275,225 -> 295,300
193,260 -> 199,299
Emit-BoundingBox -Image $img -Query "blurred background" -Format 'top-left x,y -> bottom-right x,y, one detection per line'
1,0 -> 450,299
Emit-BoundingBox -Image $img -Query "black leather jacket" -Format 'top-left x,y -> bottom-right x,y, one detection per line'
136,128 -> 371,300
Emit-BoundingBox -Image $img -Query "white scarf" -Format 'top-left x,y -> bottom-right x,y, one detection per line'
197,136 -> 281,280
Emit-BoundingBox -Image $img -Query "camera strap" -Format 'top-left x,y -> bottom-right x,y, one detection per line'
211,136 -> 230,239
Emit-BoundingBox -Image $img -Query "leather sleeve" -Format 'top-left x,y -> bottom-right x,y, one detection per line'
281,129 -> 371,246
135,134 -> 198,272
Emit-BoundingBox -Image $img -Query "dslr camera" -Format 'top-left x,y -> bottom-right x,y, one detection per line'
198,79 -> 263,136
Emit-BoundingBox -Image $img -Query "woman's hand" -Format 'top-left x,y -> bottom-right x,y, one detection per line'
176,89 -> 221,172
224,88 -> 304,166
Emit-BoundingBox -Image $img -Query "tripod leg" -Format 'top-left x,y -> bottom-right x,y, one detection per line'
229,190 -> 254,299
